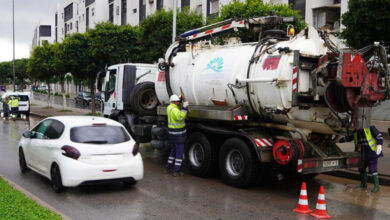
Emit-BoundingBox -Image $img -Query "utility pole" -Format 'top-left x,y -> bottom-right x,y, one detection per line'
12,0 -> 16,91
172,0 -> 177,43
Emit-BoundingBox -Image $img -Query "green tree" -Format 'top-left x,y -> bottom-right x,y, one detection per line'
341,0 -> 390,49
27,42 -> 57,106
87,22 -> 139,113
137,9 -> 204,63
216,0 -> 305,42
15,58 -> 29,86
0,62 -> 12,84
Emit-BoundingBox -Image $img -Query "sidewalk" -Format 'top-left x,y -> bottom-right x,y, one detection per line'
30,99 -> 96,117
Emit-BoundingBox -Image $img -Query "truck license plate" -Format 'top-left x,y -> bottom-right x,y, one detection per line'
323,160 -> 339,167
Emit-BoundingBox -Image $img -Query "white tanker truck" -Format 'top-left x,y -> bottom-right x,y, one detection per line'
98,16 -> 390,188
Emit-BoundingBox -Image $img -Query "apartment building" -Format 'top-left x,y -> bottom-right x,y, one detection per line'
53,0 -> 249,42
51,0 -> 349,44
32,24 -> 52,47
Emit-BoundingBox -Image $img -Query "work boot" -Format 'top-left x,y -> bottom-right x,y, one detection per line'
359,172 -> 367,188
172,171 -> 183,177
372,174 -> 380,193
163,167 -> 172,174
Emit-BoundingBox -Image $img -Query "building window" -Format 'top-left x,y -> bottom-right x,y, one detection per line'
55,13 -> 58,26
70,22 -> 72,30
109,4 -> 114,23
39,25 -> 51,37
55,27 -> 58,42
139,0 -> 146,21
207,0 -> 219,17
157,0 -> 163,10
86,8 -> 89,29
196,4 -> 202,16
76,21 -> 79,32
289,0 -> 306,19
85,0 -> 95,7
181,0 -> 190,10
121,0 -> 127,25
92,8 -> 95,16
64,3 -> 73,22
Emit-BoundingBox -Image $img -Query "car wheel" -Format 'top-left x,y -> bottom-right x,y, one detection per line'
19,148 -> 28,173
219,138 -> 259,188
184,132 -> 217,177
51,164 -> 65,193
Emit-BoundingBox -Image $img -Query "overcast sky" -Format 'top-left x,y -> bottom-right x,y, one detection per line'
0,0 -> 62,62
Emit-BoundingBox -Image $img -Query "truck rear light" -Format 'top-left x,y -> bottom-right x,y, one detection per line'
304,161 -> 318,169
61,145 -> 80,160
132,143 -> 139,156
346,157 -> 359,165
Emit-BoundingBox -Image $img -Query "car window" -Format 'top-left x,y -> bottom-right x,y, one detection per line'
18,95 -> 29,101
44,120 -> 65,139
32,120 -> 52,139
70,126 -> 130,144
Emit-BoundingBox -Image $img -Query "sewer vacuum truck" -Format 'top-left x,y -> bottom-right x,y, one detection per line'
99,15 -> 390,188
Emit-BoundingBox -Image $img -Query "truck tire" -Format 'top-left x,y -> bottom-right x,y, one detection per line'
219,138 -> 259,188
130,82 -> 159,116
184,132 -> 217,177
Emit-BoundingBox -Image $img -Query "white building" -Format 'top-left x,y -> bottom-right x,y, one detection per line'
53,0 -> 251,42
32,24 -> 53,47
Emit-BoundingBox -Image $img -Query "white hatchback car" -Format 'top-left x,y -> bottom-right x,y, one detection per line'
18,116 -> 143,192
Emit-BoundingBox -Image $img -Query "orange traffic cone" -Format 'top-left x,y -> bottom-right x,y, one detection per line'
310,186 -> 331,219
293,182 -> 313,214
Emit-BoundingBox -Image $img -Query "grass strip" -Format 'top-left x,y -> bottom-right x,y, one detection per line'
0,177 -> 61,220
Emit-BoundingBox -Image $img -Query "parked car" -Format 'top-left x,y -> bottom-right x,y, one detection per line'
95,92 -> 105,103
75,92 -> 91,106
0,92 -> 30,116
18,116 -> 143,192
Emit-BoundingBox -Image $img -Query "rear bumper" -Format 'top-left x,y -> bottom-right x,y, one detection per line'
59,153 -> 144,187
297,152 -> 362,174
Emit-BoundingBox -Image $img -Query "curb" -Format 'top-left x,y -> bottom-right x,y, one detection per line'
327,170 -> 390,187
30,112 -> 46,118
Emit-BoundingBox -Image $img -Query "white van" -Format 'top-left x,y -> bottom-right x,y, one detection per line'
0,92 -> 30,116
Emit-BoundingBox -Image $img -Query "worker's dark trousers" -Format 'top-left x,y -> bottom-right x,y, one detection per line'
165,131 -> 186,172
11,107 -> 18,117
359,158 -> 378,175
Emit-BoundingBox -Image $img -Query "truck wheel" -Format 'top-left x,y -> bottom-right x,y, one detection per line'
130,82 -> 159,116
219,138 -> 259,188
184,132 -> 217,177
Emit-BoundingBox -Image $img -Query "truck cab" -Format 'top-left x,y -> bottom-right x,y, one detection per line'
97,63 -> 159,119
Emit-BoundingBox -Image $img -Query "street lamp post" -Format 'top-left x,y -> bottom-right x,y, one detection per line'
172,0 -> 177,43
12,0 -> 16,91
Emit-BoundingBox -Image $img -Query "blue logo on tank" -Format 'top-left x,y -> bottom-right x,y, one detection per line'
206,57 -> 224,72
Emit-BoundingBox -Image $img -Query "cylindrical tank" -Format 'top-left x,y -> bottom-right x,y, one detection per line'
155,27 -> 338,133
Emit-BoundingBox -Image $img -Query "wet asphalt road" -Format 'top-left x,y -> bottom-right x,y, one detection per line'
1,116 -> 390,220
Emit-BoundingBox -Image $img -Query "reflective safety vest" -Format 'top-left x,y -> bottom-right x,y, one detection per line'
167,103 -> 187,129
8,98 -> 18,108
353,128 -> 377,151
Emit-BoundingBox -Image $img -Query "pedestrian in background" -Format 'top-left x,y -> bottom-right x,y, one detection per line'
164,94 -> 189,177
340,126 -> 383,192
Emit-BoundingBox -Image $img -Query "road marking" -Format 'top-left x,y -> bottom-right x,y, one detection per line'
0,174 -> 72,220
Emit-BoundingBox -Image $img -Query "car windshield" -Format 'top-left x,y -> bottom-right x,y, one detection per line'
70,126 -> 130,144
18,95 -> 29,101
83,93 -> 91,98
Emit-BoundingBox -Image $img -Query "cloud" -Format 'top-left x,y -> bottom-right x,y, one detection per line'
0,0 -> 62,62
0,38 -> 30,62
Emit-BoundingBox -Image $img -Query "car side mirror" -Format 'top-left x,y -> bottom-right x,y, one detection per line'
22,131 -> 33,138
